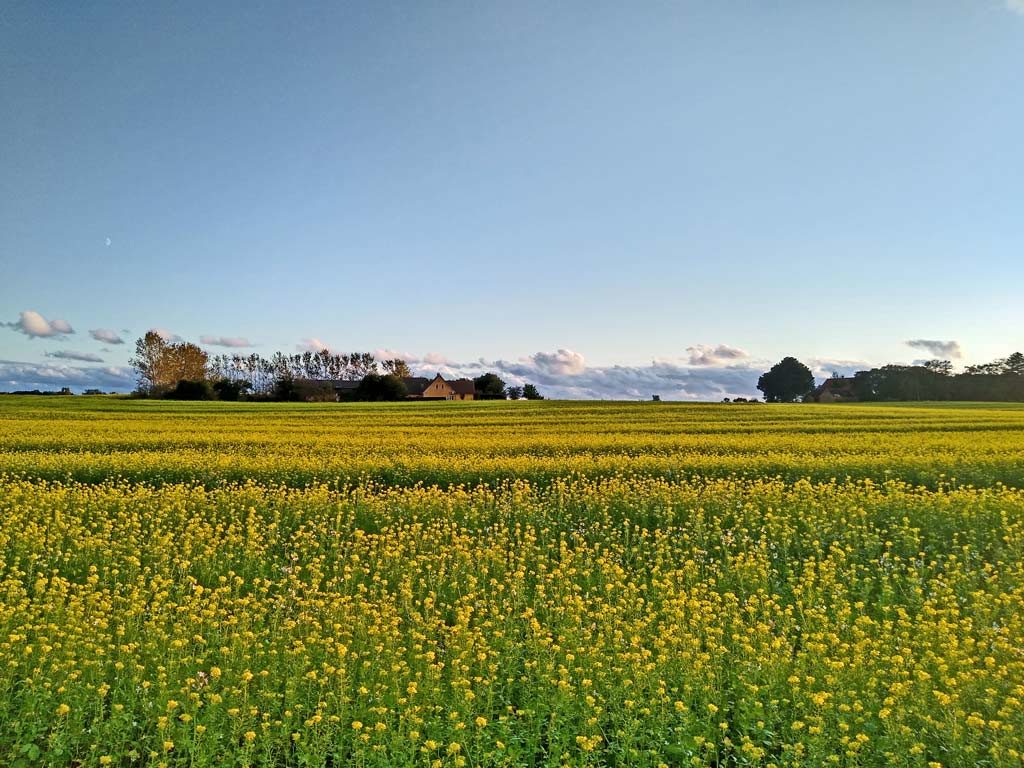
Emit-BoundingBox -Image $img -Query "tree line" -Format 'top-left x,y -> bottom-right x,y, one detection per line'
129,332 -> 543,401
756,353 -> 1024,403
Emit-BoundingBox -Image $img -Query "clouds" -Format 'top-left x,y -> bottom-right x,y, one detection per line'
89,328 -> 125,344
420,351 -> 454,366
373,347 -> 416,363
539,361 -> 760,400
297,338 -> 331,353
0,360 -> 134,392
3,311 -> 74,339
150,328 -> 183,344
45,350 -> 105,363
529,349 -> 586,376
201,335 -> 254,348
419,347 -> 764,400
373,349 -> 455,367
905,339 -> 962,359
685,344 -> 749,366
804,357 -> 870,381
1006,0 -> 1024,15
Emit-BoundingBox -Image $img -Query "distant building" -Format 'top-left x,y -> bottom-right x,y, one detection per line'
811,376 -> 857,403
298,373 -> 477,401
406,374 -> 476,400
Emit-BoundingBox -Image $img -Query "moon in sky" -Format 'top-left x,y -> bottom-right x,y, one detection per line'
105,237 -> 112,246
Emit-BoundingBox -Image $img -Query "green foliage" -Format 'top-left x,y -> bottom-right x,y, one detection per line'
522,383 -> 543,400
131,333 -> 209,395
211,379 -> 250,401
354,374 -> 408,401
473,372 -> 507,399
164,379 -> 216,400
757,357 -> 814,403
854,356 -> 1024,402
381,359 -> 412,378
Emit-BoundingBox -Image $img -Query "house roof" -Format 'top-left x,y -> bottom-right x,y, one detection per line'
448,378 -> 476,395
821,377 -> 855,391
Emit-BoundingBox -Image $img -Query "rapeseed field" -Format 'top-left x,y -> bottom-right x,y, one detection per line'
0,397 -> 1022,767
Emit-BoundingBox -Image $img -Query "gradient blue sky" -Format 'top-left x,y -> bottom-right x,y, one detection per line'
2,1 -> 1023,397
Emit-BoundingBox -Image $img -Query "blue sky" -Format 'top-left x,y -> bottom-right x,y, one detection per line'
2,1 -> 1023,397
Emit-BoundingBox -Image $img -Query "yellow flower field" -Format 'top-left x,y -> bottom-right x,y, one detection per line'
0,397 -> 1022,766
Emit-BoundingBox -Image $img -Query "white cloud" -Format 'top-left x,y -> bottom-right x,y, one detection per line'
685,344 -> 749,366
0,360 -> 134,393
3,310 -> 74,339
45,350 -> 105,363
530,349 -> 586,376
200,335 -> 254,348
1006,0 -> 1024,15
373,347 -> 417,363
427,348 -> 764,400
805,358 -> 870,381
905,339 -> 962,359
150,328 -> 183,343
89,328 -> 125,344
297,338 -> 331,353
421,351 -> 454,366
372,349 -> 455,368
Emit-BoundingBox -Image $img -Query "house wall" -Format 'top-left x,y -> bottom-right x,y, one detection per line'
422,378 -> 456,399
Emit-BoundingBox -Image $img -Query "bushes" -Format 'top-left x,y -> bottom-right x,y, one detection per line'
162,379 -> 251,401
163,379 -> 216,400
212,379 -> 250,401
353,374 -> 407,401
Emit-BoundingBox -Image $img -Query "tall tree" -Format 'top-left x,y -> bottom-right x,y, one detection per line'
130,333 -> 208,394
382,359 -> 412,378
757,357 -> 814,403
522,383 -> 544,400
922,359 -> 954,376
1003,352 -> 1024,376
130,331 -> 170,394
354,374 -> 408,401
473,372 -> 507,399
168,342 -> 209,382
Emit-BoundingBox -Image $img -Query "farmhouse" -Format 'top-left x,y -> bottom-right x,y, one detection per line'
405,374 -> 476,400
811,376 -> 857,403
299,373 -> 476,401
